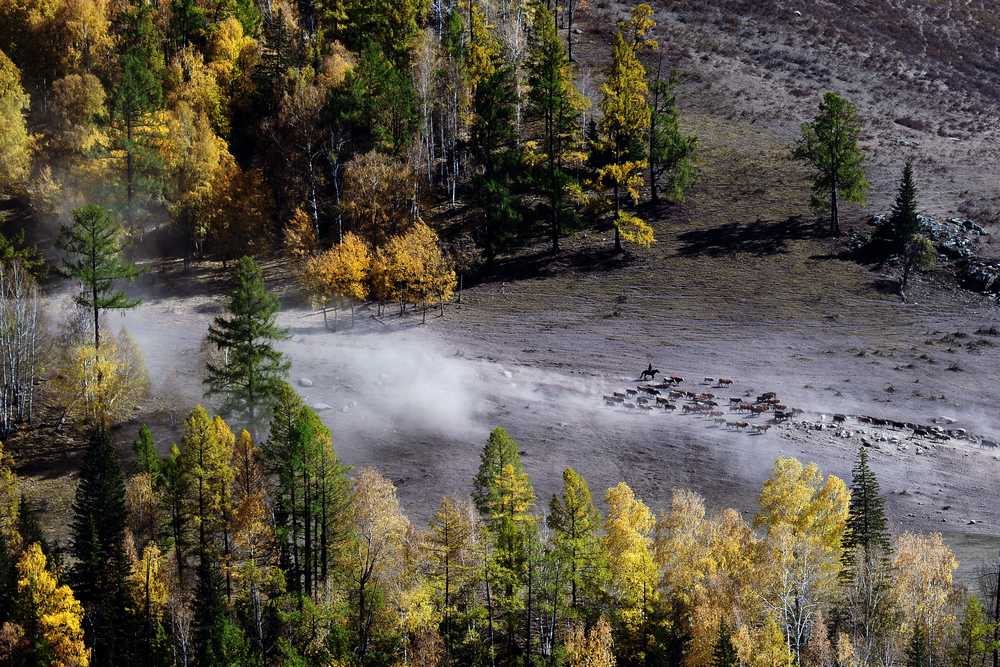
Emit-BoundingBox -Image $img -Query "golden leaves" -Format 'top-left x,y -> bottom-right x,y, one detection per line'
16,543 -> 89,667
302,232 -> 372,307
613,212 -> 654,249
49,330 -> 150,429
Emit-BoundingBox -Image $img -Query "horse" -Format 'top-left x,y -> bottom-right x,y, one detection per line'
640,363 -> 659,381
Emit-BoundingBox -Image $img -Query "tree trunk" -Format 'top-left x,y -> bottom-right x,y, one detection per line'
830,168 -> 840,236
649,54 -> 663,204
567,0 -> 575,61
613,183 -> 622,253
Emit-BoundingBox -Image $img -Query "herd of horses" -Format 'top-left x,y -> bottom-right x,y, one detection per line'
614,366 -> 980,446
603,365 -> 798,435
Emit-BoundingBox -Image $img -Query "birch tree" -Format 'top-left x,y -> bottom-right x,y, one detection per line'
0,261 -> 40,435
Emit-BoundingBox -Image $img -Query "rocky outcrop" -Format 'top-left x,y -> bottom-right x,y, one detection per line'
867,213 -> 986,260
858,213 -> 999,297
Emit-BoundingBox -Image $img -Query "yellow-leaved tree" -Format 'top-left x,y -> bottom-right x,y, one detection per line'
754,457 -> 849,665
284,207 -> 319,266
892,532 -> 959,660
734,613 -> 794,667
15,542 -> 90,666
401,221 -> 456,322
301,232 -> 371,328
50,329 -> 150,428
0,48 -> 33,195
350,467 -> 410,662
603,482 -> 657,657
654,490 -> 759,667
593,6 -> 654,252
565,617 -> 616,667
125,538 -> 170,628
342,151 -> 415,246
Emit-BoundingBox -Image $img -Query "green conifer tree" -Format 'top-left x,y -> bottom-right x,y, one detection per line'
906,623 -> 928,667
59,205 -> 141,349
547,467 -> 602,611
111,0 -> 164,226
133,423 -> 160,477
70,428 -> 134,666
711,619 -> 738,667
951,596 -> 997,667
205,257 -> 289,425
794,92 -> 868,236
470,64 -> 521,263
526,5 -> 585,253
648,54 -> 696,205
885,160 -> 921,252
472,427 -> 523,516
842,446 -> 891,577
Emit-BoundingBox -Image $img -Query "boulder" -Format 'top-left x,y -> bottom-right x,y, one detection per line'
298,377 -> 314,387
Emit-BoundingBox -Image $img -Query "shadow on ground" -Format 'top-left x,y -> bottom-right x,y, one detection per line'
677,216 -> 824,257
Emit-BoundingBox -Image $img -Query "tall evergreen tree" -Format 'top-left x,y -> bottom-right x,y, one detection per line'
205,257 -> 289,425
526,5 -> 585,253
472,427 -> 537,664
347,44 -> 418,155
472,427 -> 523,516
794,92 -> 868,236
842,446 -> 891,577
59,205 -> 141,349
133,423 -> 160,477
547,467 -> 602,611
906,623 -> 928,667
951,596 -> 996,667
262,383 -> 351,602
470,64 -> 521,262
111,0 -> 164,227
648,54 -> 697,205
885,160 -> 921,252
70,428 -> 134,666
710,619 -> 738,667
877,161 -> 935,299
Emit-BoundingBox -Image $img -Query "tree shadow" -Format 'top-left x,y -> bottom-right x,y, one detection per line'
677,216 -> 824,257
872,277 -> 902,295
469,245 -> 633,287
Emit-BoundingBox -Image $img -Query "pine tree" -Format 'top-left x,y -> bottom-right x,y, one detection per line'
879,161 -> 934,299
906,623 -> 928,667
794,92 -> 868,236
951,596 -> 996,667
263,383 -> 351,602
842,446 -> 891,577
648,54 -> 696,205
472,427 -> 524,516
711,620 -> 738,667
885,160 -> 921,252
59,205 -> 141,349
205,257 -> 289,425
133,423 -> 159,477
547,468 -> 602,611
70,428 -> 133,666
470,64 -> 521,263
111,0 -> 164,227
526,5 -> 585,253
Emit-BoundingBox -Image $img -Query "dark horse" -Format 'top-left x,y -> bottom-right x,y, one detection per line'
640,363 -> 659,381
